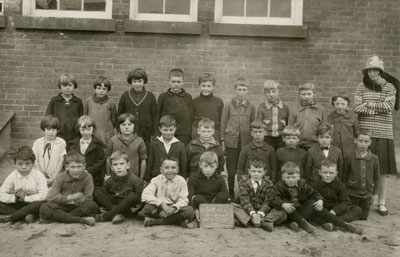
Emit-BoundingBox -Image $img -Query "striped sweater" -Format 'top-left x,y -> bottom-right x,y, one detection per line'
353,80 -> 396,139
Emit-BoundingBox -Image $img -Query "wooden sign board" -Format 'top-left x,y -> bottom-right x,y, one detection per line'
199,204 -> 234,229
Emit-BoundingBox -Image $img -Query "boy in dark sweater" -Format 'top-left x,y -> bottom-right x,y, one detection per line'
187,151 -> 229,228
145,115 -> 187,180
156,68 -> 193,145
276,125 -> 307,179
305,123 -> 343,183
272,162 -> 363,234
232,158 -> 286,231
39,151 -> 98,226
94,151 -> 143,224
192,73 -> 224,142
118,68 -> 157,147
237,121 -> 277,183
342,129 -> 380,220
311,160 -> 362,226
187,118 -> 224,177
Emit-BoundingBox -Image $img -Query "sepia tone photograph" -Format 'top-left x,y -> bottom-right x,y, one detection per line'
0,0 -> 399,256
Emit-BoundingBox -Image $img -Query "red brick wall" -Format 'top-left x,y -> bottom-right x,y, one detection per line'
0,0 -> 399,147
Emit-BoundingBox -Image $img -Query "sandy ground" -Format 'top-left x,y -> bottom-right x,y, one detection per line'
0,156 -> 399,257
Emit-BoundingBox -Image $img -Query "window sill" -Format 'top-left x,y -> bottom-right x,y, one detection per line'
208,23 -> 307,38
14,16 -> 116,32
0,16 -> 5,28
124,20 -> 202,35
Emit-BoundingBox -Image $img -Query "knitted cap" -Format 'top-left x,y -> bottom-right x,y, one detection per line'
362,56 -> 384,75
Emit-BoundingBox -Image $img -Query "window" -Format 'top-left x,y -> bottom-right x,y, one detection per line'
0,0 -> 3,15
130,0 -> 198,22
214,0 -> 303,26
22,0 -> 112,19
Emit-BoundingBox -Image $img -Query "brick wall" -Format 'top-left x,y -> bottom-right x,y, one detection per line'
0,0 -> 399,147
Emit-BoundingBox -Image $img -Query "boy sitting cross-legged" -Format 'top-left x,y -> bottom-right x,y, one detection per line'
39,151 -> 98,226
0,146 -> 48,223
311,160 -> 363,229
232,158 -> 287,231
141,157 -> 194,227
94,151 -> 143,224
187,151 -> 229,228
272,162 -> 363,234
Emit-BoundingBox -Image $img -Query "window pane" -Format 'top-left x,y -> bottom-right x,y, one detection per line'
60,0 -> 81,11
270,0 -> 291,17
223,0 -> 244,16
138,0 -> 163,14
36,0 -> 57,10
84,0 -> 106,11
165,0 -> 190,15
246,0 -> 268,17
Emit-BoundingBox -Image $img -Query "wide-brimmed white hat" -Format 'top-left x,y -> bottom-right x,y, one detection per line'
362,56 -> 384,75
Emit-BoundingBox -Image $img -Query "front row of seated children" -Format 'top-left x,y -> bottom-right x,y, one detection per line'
0,145 -> 364,235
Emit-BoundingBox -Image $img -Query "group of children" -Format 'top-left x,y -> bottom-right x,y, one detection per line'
0,68 -> 381,235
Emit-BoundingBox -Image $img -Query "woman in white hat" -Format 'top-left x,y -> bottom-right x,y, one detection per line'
353,56 -> 400,216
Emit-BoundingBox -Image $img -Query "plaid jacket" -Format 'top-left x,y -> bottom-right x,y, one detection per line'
238,177 -> 274,215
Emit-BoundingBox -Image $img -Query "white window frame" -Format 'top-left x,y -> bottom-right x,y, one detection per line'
214,0 -> 303,26
130,0 -> 198,22
22,0 -> 112,19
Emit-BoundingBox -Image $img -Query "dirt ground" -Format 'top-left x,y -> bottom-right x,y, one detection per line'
0,156 -> 399,257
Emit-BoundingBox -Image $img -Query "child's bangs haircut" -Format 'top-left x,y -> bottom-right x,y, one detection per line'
110,151 -> 129,164
249,157 -> 266,169
320,159 -> 337,170
298,82 -> 315,92
316,123 -> 332,136
281,162 -> 300,175
127,68 -> 148,84
198,117 -> 215,129
169,68 -> 184,79
58,73 -> 78,89
199,151 -> 218,165
198,72 -> 215,85
65,150 -> 86,165
118,113 -> 136,126
93,75 -> 111,91
263,80 -> 280,92
250,120 -> 266,130
76,115 -> 96,130
159,115 -> 176,128
160,156 -> 179,167
40,115 -> 60,131
282,125 -> 300,137
235,77 -> 249,89
331,93 -> 350,106
356,128 -> 372,139
12,146 -> 36,163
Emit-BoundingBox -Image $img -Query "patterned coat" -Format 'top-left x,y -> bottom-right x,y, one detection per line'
237,177 -> 274,215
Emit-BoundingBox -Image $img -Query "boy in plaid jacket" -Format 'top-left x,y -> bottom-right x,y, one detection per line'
232,158 -> 286,231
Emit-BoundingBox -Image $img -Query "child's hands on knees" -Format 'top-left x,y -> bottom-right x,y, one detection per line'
313,200 -> 323,211
161,203 -> 176,216
15,189 -> 26,201
67,192 -> 84,201
282,203 -> 295,213
251,213 -> 261,227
